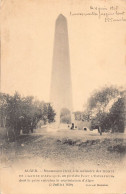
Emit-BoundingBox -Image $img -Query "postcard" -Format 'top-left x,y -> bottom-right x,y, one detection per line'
0,0 -> 126,193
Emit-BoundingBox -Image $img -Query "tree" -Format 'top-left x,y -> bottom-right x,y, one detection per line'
0,92 -> 56,141
0,93 -> 11,128
87,86 -> 120,113
85,86 -> 123,132
109,97 -> 125,133
60,108 -> 71,124
47,103 -> 56,123
74,111 -> 82,121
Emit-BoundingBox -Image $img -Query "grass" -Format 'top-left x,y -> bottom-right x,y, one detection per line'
0,127 -> 126,168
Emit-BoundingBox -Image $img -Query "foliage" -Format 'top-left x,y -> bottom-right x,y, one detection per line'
60,108 -> 71,124
47,103 -> 56,123
87,86 -> 120,112
85,86 -> 125,133
0,92 -> 56,140
74,111 -> 82,121
109,97 -> 125,133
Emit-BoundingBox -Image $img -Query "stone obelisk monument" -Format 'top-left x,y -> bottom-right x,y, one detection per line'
50,14 -> 73,126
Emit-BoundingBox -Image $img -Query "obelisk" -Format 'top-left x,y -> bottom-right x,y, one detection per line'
50,14 -> 73,125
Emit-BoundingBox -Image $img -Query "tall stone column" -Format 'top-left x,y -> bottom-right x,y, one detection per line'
50,14 -> 73,126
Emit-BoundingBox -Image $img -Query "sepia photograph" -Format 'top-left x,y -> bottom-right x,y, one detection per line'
0,0 -> 126,193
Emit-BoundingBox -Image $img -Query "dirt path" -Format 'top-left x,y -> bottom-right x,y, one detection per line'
1,128 -> 126,169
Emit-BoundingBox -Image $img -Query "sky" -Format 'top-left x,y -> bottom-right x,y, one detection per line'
1,0 -> 126,111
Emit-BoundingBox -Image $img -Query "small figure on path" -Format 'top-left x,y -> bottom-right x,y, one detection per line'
98,126 -> 102,136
